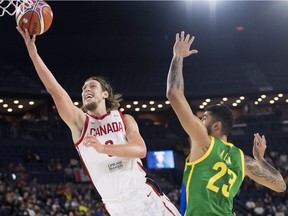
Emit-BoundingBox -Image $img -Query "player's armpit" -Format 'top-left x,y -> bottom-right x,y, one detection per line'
244,155 -> 286,193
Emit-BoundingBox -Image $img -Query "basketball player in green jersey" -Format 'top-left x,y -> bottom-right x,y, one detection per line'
166,31 -> 286,216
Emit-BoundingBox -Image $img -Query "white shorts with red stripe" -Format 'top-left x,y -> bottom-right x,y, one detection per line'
103,182 -> 180,216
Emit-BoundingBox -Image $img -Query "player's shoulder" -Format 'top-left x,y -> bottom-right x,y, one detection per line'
214,137 -> 243,152
122,113 -> 135,121
121,114 -> 139,127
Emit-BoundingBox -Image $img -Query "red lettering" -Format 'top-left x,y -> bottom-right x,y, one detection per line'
118,122 -> 123,132
99,125 -> 107,135
107,123 -> 113,134
91,121 -> 124,136
95,127 -> 100,136
112,122 -> 118,131
90,128 -> 96,136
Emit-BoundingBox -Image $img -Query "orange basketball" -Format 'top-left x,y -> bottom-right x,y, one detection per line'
15,0 -> 53,36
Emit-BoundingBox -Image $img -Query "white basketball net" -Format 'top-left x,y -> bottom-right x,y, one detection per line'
0,0 -> 35,16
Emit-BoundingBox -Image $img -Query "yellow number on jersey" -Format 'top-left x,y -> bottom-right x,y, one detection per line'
206,162 -> 237,197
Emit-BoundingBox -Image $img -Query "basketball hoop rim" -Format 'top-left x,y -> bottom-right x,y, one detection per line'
0,0 -> 36,17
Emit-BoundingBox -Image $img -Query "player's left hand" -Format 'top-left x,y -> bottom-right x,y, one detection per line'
253,133 -> 267,161
83,134 -> 104,153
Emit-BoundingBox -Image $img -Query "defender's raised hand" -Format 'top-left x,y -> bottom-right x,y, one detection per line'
173,31 -> 198,58
253,133 -> 267,161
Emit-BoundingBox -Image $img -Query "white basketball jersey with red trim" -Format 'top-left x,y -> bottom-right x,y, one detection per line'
74,110 -> 146,200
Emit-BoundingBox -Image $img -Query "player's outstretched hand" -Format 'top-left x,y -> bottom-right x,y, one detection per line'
173,31 -> 198,58
253,133 -> 267,161
16,27 -> 38,58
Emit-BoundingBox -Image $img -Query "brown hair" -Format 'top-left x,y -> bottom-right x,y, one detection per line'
84,76 -> 122,112
204,105 -> 234,137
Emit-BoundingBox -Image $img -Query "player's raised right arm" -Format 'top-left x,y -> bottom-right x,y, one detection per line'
17,27 -> 84,133
166,31 -> 210,150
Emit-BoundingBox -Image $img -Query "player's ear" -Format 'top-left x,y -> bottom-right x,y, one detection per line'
103,91 -> 109,99
213,121 -> 221,131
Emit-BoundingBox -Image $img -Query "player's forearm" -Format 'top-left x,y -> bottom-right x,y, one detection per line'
102,143 -> 147,159
30,53 -> 62,95
258,159 -> 286,192
166,56 -> 184,97
246,156 -> 286,192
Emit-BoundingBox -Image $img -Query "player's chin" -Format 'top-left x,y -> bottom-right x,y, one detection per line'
84,102 -> 97,111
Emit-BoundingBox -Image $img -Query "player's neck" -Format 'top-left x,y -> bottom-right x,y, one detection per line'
212,133 -> 227,142
88,107 -> 108,117
219,135 -> 227,142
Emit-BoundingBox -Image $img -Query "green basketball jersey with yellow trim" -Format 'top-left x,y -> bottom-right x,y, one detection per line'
180,136 -> 245,216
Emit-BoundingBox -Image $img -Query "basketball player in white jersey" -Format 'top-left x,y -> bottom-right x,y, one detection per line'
17,27 -> 180,216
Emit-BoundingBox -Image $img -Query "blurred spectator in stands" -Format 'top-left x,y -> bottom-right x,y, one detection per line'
22,112 -> 33,122
55,183 -> 64,199
16,163 -> 26,173
253,199 -> 265,215
26,202 -> 35,216
20,190 -> 29,203
0,191 -> 15,215
69,158 -> 79,169
54,158 -> 64,172
279,153 -> 288,171
276,203 -> 287,216
29,177 -> 39,191
23,150 -> 41,164
63,183 -> 74,201
15,202 -> 29,216
44,197 -> 53,213
51,198 -> 61,214
167,187 -> 180,209
263,192 -> 277,215
16,172 -> 27,189
94,203 -> 107,216
73,167 -> 90,183
34,204 -> 44,215
78,200 -> 89,215
245,198 -> 256,215
64,165 -> 74,182
5,163 -> 15,181
47,158 -> 56,172
70,197 -> 80,210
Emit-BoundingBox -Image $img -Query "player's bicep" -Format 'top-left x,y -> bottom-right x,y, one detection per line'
123,114 -> 146,148
244,155 -> 260,179
51,87 -> 85,128
169,92 -> 210,146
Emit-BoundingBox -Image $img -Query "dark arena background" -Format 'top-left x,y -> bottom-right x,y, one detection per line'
0,1 -> 288,215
